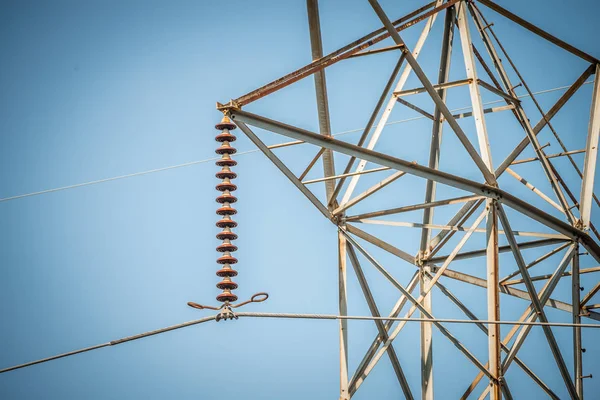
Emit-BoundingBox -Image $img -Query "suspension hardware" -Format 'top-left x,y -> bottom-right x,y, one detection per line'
187,114 -> 268,319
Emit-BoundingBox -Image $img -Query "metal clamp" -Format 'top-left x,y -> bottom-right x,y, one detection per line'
187,292 -> 269,322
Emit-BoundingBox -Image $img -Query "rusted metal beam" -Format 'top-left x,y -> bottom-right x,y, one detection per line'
348,44 -> 404,59
396,97 -> 435,120
511,149 -> 586,166
393,78 -> 471,97
478,79 -> 520,104
226,1 -> 459,107
477,0 -> 599,64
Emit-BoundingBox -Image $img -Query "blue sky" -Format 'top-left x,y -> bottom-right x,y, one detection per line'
1,0 -> 599,398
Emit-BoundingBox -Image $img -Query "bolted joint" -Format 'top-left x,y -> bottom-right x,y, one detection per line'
215,305 -> 238,322
216,100 -> 241,113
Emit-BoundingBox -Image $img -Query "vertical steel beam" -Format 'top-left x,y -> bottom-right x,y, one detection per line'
419,7 -> 455,399
486,201 -> 501,399
338,231 -> 349,400
457,2 -> 493,168
572,249 -> 584,398
497,205 -> 579,399
580,64 -> 600,229
456,8 -> 502,396
306,0 -> 336,203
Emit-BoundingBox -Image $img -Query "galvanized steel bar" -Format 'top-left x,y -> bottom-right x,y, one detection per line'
350,210 -> 488,395
307,0 -> 336,202
333,170 -> 407,215
428,273 -> 560,400
394,78 -> 470,96
342,230 -> 495,381
580,64 -> 600,230
419,9 -> 455,397
348,272 -> 420,395
500,242 -> 571,284
426,238 -> 566,266
511,149 -> 586,166
346,244 -> 414,399
396,97 -> 435,120
572,250 -> 584,398
497,205 -> 579,399
346,195 -> 481,221
495,65 -> 596,176
230,110 -> 600,262
338,230 -> 350,400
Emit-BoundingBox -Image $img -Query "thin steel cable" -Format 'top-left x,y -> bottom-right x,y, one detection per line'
1,311 -> 598,374
0,315 -> 216,374
0,81 -> 592,203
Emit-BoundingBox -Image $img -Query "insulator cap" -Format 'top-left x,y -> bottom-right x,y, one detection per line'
216,242 -> 238,253
215,132 -> 237,142
216,266 -> 238,277
216,217 -> 237,228
216,155 -> 237,167
217,254 -> 238,264
216,229 -> 238,240
217,291 -> 238,303
216,168 -> 237,179
216,181 -> 237,192
216,192 -> 238,204
216,278 -> 238,290
215,143 -> 237,155
215,115 -> 237,131
216,206 -> 237,216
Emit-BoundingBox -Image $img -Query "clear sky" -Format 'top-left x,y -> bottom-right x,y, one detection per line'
1,0 -> 599,398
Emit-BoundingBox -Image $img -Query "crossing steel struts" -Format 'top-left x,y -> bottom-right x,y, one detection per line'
187,114 -> 268,321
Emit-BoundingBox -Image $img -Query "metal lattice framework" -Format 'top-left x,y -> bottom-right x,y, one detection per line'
218,1 -> 600,398
1,1 -> 600,399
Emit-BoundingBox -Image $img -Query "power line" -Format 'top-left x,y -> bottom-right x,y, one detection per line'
1,311 -> 598,374
0,81 -> 592,203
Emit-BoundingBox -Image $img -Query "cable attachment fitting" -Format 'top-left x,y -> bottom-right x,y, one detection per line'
187,292 -> 269,321
186,115 -> 268,319
216,304 -> 238,322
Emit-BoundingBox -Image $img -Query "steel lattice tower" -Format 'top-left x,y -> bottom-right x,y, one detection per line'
2,1 -> 599,399
215,1 -> 600,398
